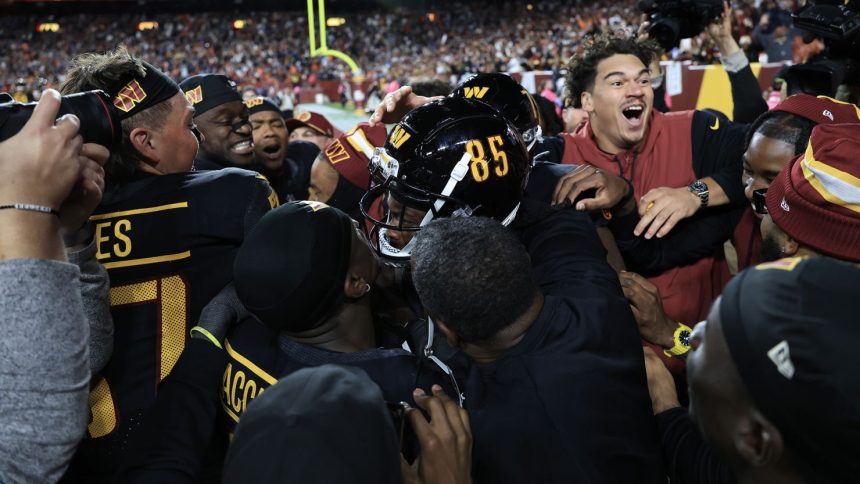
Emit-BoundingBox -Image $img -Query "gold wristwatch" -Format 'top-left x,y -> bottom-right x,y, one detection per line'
663,322 -> 693,357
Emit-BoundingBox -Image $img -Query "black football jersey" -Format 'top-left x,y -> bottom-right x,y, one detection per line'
220,317 -> 455,436
65,168 -> 277,482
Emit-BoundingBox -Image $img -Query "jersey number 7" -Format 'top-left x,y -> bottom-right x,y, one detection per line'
87,275 -> 188,438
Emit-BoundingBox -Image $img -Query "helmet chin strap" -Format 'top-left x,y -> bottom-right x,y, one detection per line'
378,152 -> 472,260
525,124 -> 543,151
500,202 -> 520,226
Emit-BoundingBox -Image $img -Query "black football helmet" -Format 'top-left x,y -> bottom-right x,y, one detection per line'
360,96 -> 530,262
451,73 -> 543,152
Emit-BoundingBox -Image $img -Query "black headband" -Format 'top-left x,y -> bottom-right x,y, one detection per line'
179,74 -> 242,117
245,97 -> 282,117
109,61 -> 181,120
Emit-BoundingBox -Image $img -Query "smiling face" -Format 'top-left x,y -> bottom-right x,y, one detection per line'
581,53 -> 653,154
250,110 -> 287,171
195,100 -> 255,167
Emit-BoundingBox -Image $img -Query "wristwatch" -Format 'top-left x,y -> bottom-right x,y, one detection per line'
663,322 -> 693,358
688,180 -> 709,208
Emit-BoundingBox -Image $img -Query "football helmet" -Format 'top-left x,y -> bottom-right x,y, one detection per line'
360,96 -> 530,262
451,73 -> 543,151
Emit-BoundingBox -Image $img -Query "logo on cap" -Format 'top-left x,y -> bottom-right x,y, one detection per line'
113,79 -> 148,113
767,340 -> 796,379
245,97 -> 264,108
780,197 -> 790,212
297,111 -> 312,122
823,109 -> 834,121
185,86 -> 203,105
324,139 -> 350,165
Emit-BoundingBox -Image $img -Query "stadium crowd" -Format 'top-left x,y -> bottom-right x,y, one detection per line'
2,0 -> 860,483
2,0 -> 813,98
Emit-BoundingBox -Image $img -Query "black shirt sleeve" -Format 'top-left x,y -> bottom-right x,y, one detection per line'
657,407 -> 737,484
609,203 -> 746,276
729,65 -> 768,124
115,339 -> 227,484
690,110 -> 748,205
516,203 -> 620,300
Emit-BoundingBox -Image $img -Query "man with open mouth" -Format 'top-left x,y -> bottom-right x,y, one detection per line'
247,97 -> 288,176
180,73 -> 256,171
556,29 -> 767,372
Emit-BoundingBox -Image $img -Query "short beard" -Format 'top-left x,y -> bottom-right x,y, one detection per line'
760,234 -> 784,262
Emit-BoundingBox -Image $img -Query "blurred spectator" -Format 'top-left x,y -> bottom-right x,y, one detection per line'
752,13 -> 796,63
539,79 -> 561,116
1,0 -> 792,96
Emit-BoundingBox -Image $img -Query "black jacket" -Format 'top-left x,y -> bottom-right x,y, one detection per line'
466,205 -> 665,483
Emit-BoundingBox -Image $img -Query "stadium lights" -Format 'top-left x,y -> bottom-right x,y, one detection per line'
326,17 -> 346,27
233,19 -> 248,29
138,21 -> 159,31
35,23 -> 60,33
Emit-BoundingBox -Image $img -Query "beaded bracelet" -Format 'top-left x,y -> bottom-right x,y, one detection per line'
0,203 -> 60,216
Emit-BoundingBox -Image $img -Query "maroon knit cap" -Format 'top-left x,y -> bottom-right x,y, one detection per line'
772,94 -> 860,125
766,123 -> 860,262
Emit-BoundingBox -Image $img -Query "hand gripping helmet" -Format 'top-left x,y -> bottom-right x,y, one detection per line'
451,73 -> 543,151
360,96 -> 530,262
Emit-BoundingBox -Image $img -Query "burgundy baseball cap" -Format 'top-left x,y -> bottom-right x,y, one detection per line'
772,94 -> 860,125
286,111 -> 336,137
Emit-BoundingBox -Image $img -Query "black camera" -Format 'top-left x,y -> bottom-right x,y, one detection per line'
638,0 -> 724,52
785,1 -> 859,97
0,90 -> 121,147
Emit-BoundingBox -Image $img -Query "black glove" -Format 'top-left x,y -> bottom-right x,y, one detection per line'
190,283 -> 249,348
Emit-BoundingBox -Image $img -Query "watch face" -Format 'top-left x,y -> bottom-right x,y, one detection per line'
691,181 -> 708,193
679,330 -> 692,347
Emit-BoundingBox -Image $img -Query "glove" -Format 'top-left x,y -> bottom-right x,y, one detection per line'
190,283 -> 249,348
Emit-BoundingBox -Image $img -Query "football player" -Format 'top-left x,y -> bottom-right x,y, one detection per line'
180,74 -> 255,170
58,48 -> 277,482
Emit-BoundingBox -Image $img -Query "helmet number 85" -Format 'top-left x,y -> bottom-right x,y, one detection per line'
466,135 -> 509,183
